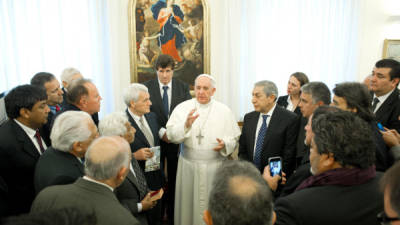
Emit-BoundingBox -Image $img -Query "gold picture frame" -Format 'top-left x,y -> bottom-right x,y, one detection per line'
128,0 -> 210,89
382,39 -> 400,62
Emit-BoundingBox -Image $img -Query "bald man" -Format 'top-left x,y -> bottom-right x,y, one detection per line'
31,136 -> 139,225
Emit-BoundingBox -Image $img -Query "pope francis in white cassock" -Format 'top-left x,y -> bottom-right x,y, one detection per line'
166,74 -> 241,225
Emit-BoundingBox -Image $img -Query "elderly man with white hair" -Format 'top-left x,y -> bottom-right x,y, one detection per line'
34,111 -> 98,194
166,74 -> 241,225
99,112 -> 157,225
123,83 -> 165,225
31,136 -> 140,225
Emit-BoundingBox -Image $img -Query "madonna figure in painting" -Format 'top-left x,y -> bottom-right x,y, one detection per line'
151,0 -> 187,62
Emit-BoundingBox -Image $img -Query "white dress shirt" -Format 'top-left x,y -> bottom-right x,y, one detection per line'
14,119 -> 47,155
373,88 -> 395,113
253,103 -> 276,158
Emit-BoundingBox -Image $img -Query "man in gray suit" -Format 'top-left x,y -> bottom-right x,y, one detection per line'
31,136 -> 139,225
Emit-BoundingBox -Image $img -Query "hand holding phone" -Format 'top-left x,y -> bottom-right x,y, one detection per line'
268,156 -> 282,177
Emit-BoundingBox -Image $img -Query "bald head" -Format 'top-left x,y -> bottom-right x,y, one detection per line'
84,136 -> 130,181
229,176 -> 259,198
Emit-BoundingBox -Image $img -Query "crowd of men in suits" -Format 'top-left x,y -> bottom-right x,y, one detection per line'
0,56 -> 400,225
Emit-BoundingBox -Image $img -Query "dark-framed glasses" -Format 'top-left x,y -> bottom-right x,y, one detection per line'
377,211 -> 400,225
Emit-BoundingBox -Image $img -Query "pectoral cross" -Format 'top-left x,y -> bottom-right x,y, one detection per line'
196,131 -> 204,145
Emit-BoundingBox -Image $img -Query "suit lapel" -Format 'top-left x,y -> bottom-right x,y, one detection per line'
262,107 -> 281,152
144,113 -> 158,145
12,120 -> 40,159
376,88 -> 398,117
126,109 -> 150,147
170,79 -> 180,113
248,112 -> 260,159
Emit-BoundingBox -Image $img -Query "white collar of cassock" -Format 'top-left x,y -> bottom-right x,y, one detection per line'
196,99 -> 214,109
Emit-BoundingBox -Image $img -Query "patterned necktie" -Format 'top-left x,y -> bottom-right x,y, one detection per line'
253,115 -> 269,169
34,130 -> 45,153
132,158 -> 148,199
139,117 -> 154,147
372,97 -> 380,112
162,86 -> 169,118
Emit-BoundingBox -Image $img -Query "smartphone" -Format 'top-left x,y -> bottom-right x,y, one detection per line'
268,156 -> 282,177
377,123 -> 384,131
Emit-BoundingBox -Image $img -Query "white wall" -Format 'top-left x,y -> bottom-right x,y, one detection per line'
106,0 -> 400,112
357,0 -> 400,81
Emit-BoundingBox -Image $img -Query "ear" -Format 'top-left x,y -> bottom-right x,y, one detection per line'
210,87 -> 216,96
321,153 -> 335,168
392,78 -> 400,86
129,100 -> 136,109
79,95 -> 88,107
72,141 -> 84,155
117,167 -> 128,181
19,108 -> 30,119
203,210 -> 213,225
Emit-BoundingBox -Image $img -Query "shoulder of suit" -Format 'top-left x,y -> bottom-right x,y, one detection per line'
142,79 -> 157,87
244,111 -> 259,119
275,105 -> 297,118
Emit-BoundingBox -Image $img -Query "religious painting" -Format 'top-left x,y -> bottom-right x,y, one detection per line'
383,39 -> 400,63
128,0 -> 210,89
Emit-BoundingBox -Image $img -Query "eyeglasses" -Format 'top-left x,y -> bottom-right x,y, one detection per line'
377,211 -> 400,225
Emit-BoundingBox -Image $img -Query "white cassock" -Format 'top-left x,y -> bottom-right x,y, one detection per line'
166,98 -> 241,225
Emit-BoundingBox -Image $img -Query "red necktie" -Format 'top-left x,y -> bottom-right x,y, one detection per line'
34,130 -> 45,153
55,105 -> 61,112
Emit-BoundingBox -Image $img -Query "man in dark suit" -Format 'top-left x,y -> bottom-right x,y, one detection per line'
296,81 -> 331,167
143,54 -> 191,224
60,67 -> 82,108
370,59 -> 400,132
269,111 -> 383,225
124,83 -> 164,225
239,80 -> 298,176
34,111 -> 98,194
31,136 -> 140,225
0,85 -> 50,216
99,112 -> 158,225
53,78 -> 101,127
31,72 -> 64,145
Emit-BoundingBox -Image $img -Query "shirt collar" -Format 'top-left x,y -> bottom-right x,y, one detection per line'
128,108 -> 142,122
14,119 -> 37,138
158,79 -> 172,89
374,88 -> 395,104
261,102 -> 276,117
83,176 -> 114,191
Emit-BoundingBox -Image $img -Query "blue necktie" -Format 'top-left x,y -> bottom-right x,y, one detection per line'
253,115 -> 269,169
162,86 -> 169,117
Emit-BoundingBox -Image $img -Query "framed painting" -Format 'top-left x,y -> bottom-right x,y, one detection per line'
128,0 -> 210,89
383,39 -> 400,62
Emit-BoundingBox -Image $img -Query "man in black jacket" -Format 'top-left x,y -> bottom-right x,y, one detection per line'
370,59 -> 400,132
0,85 -> 50,216
267,110 -> 383,225
143,54 -> 191,224
239,80 -> 298,176
34,111 -> 98,194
